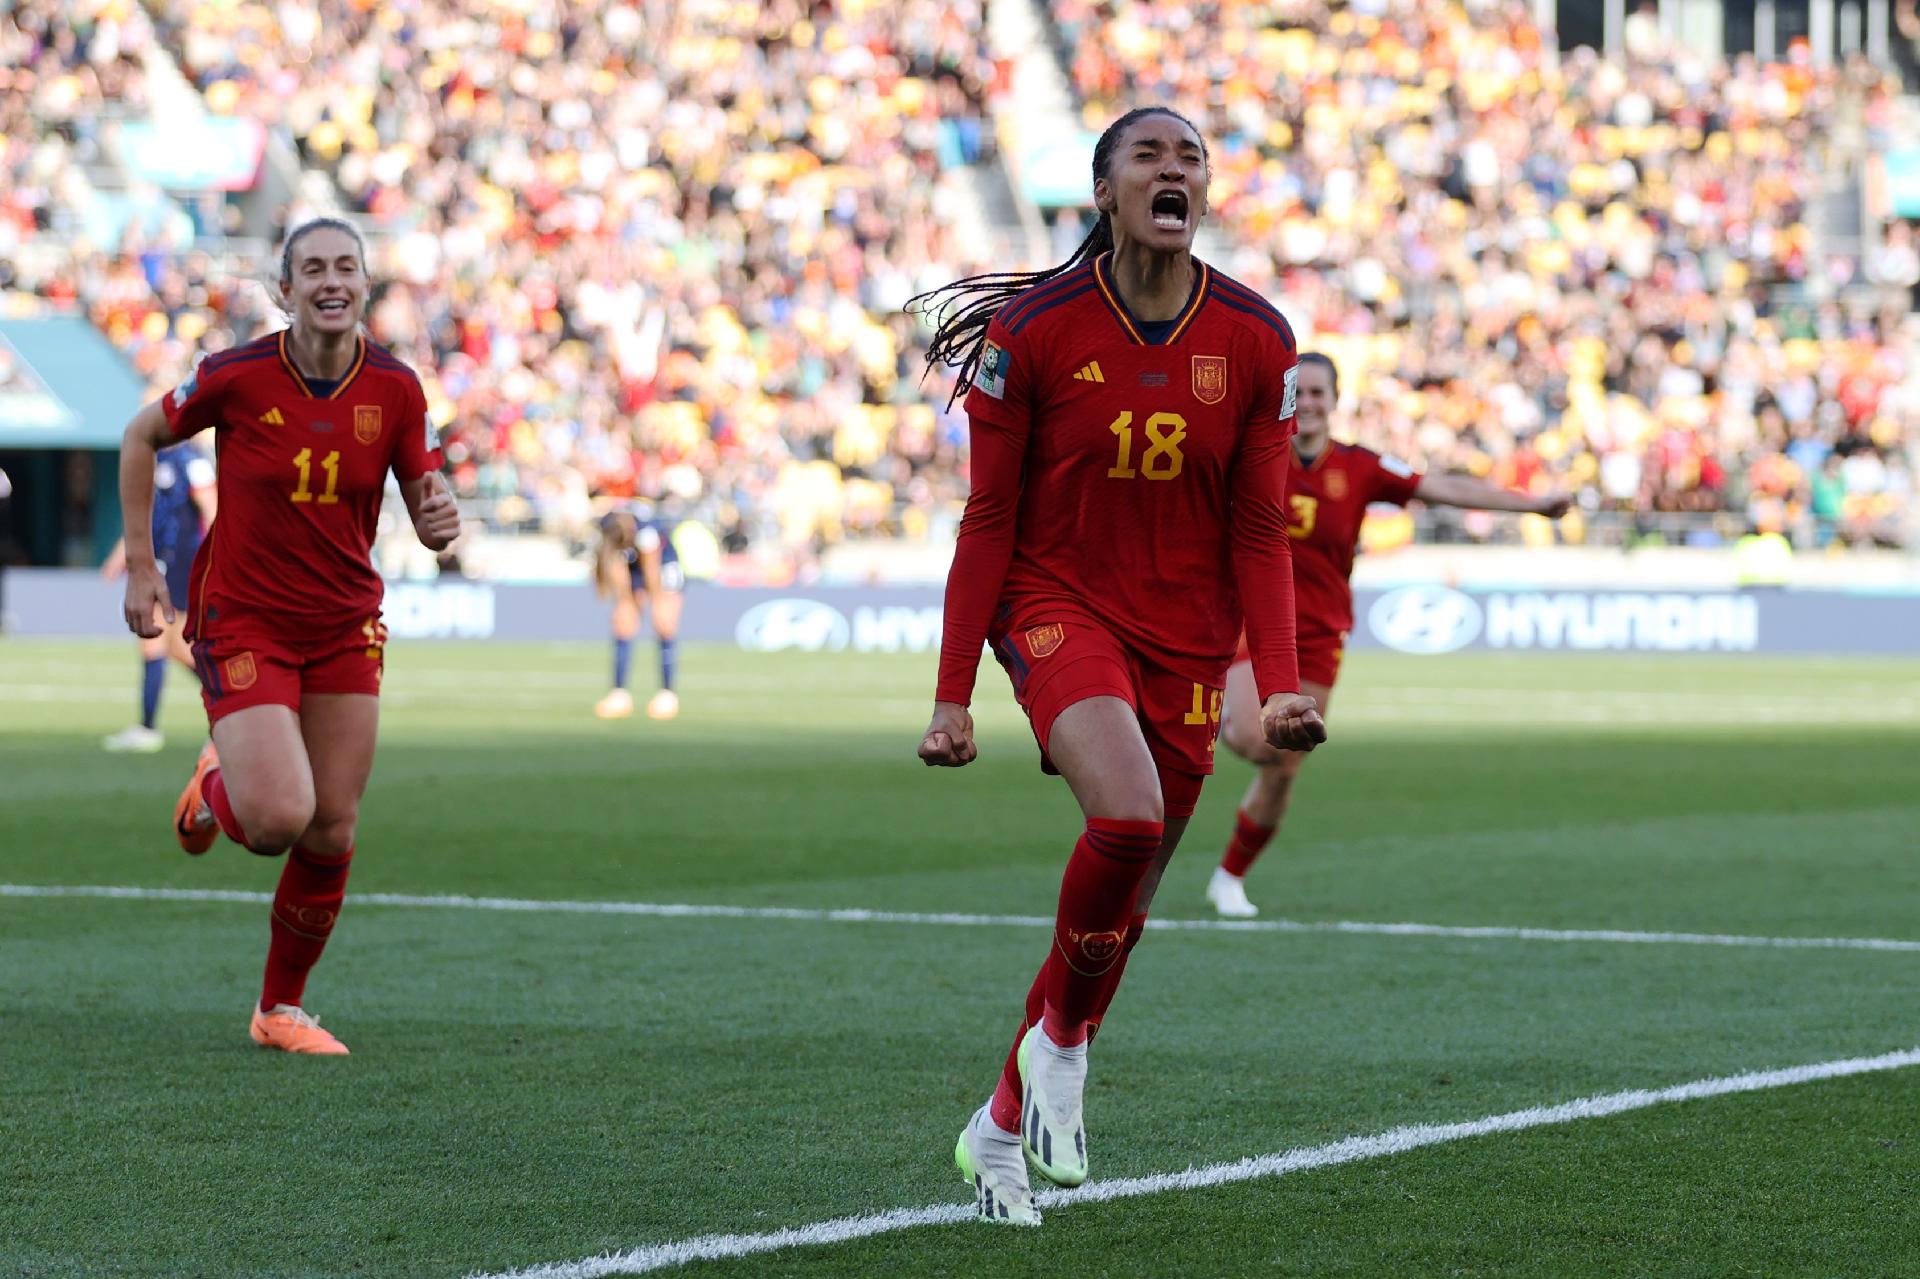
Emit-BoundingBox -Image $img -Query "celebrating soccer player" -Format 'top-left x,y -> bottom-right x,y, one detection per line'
100,440 -> 216,753
592,504 -> 684,722
1204,353 -> 1571,918
116,218 -> 461,1055
911,107 -> 1326,1224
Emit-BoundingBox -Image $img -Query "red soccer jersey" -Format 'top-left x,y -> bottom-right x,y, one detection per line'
937,253 -> 1302,704
1287,441 -> 1422,638
161,330 -> 443,637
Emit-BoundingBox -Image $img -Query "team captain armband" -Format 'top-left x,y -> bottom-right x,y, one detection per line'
976,340 -> 1010,399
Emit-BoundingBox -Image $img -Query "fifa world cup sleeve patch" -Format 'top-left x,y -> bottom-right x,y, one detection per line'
423,411 -> 439,452
167,365 -> 200,412
1381,455 -> 1416,478
1279,364 -> 1297,421
977,340 -> 1010,400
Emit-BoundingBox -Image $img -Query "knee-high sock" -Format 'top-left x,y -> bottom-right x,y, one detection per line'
261,845 -> 354,1012
1087,912 -> 1149,1039
204,767 -> 249,846
658,636 -> 677,692
988,908 -> 1149,1131
1043,818 -> 1162,1046
612,637 -> 633,690
141,657 -> 166,729
1219,808 -> 1276,878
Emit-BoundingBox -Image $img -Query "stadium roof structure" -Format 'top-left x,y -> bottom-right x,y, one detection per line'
0,314 -> 147,449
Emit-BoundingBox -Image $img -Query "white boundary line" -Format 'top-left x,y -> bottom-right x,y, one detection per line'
5,883 -> 1920,954
469,1046 -> 1920,1278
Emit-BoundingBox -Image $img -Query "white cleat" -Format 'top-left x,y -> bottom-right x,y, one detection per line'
1019,1023 -> 1089,1187
954,1105 -> 1041,1225
594,688 -> 634,720
645,688 -> 680,720
103,725 -> 165,753
1206,868 -> 1260,918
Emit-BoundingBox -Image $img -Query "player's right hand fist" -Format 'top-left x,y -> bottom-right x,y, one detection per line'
123,562 -> 175,639
1261,692 -> 1326,753
918,701 -> 978,767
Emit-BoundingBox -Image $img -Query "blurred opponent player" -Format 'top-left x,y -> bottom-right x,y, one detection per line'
1204,353 -> 1571,917
101,440 -> 217,751
912,107 -> 1324,1224
117,217 -> 459,1054
592,505 -> 682,721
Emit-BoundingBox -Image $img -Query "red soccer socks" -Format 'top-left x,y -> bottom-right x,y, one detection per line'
260,845 -> 353,1013
1219,807 -> 1275,878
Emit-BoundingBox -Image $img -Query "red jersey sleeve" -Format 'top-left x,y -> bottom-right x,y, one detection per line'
935,319 -> 1034,706
159,357 -> 230,441
390,372 -> 444,483
1367,450 -> 1423,506
1233,341 -> 1301,702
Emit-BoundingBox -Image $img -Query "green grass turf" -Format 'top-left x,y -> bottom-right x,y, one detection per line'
2,638 -> 1918,1277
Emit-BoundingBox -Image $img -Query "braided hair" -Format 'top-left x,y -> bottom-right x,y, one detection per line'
908,106 -> 1208,406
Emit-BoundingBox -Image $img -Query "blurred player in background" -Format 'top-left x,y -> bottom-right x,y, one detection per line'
118,217 -> 459,1055
592,505 -> 683,721
1205,353 -> 1571,917
914,106 -> 1324,1224
101,441 -> 217,752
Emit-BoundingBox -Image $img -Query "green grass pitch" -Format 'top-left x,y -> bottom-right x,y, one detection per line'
2,638 -> 1918,1277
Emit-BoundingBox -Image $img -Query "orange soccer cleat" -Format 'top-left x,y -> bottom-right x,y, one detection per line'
173,741 -> 221,855
250,1004 -> 350,1055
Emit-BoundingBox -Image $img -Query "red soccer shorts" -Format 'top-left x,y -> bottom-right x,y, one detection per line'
1233,626 -> 1347,689
190,615 -> 387,723
991,603 -> 1222,811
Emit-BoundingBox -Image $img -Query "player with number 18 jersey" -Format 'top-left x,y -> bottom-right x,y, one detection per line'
939,250 -> 1304,781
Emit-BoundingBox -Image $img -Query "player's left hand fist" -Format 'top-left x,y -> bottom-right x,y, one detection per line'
1261,692 -> 1326,753
918,701 -> 978,767
1533,491 -> 1573,519
413,473 -> 461,550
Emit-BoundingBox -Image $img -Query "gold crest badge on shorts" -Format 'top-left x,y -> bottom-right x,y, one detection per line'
224,652 -> 258,690
1026,623 -> 1065,658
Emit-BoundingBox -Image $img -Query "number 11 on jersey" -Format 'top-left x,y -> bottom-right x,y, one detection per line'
291,448 -> 340,505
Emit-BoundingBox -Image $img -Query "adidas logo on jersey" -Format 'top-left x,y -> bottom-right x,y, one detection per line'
1073,362 -> 1105,383
262,407 -> 285,425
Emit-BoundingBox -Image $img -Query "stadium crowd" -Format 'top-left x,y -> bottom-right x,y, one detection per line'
3,0 -> 1916,565
1050,0 -> 1918,548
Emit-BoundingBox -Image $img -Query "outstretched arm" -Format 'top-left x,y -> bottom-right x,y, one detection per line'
1416,473 -> 1570,517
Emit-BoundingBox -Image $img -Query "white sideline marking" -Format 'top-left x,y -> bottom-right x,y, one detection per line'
5,883 -> 1920,953
468,1046 -> 1920,1278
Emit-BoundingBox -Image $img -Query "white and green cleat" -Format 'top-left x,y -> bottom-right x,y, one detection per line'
954,1105 -> 1041,1225
1018,1023 -> 1090,1187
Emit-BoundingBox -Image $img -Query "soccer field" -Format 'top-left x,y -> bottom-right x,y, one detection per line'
3,639 -> 1918,1278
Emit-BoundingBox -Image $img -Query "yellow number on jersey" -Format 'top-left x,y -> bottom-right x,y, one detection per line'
1287,494 -> 1317,539
1108,411 -> 1188,481
291,448 -> 341,506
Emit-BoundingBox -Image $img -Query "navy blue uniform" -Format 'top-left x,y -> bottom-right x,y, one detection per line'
153,443 -> 212,603
602,510 -> 683,594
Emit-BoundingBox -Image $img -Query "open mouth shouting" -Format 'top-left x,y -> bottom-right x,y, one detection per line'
314,297 -> 354,318
1151,188 -> 1190,232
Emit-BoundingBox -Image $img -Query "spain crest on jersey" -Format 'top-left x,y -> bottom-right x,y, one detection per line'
1192,355 -> 1227,406
354,405 -> 382,445
1326,470 -> 1349,500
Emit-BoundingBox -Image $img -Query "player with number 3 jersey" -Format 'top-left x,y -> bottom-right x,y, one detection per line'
1204,353 -> 1572,919
116,218 -> 459,1055
911,106 -> 1325,1225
